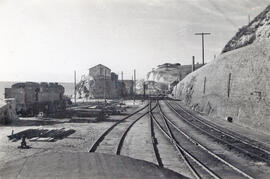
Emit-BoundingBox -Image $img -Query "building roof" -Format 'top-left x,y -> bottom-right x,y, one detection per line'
157,63 -> 181,68
89,64 -> 111,71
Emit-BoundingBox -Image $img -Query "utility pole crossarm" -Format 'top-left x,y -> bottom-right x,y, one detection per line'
195,33 -> 211,35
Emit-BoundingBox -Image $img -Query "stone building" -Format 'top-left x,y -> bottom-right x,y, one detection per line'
122,80 -> 134,95
110,72 -> 122,98
89,64 -> 111,79
76,64 -> 137,99
85,64 -> 125,99
87,64 -> 112,98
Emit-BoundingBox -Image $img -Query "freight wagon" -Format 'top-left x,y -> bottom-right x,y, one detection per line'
5,82 -> 67,116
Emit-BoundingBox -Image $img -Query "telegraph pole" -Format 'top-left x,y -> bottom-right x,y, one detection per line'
104,70 -> 106,103
74,70 -> 76,104
121,71 -> 123,98
143,82 -> 146,101
195,32 -> 211,65
192,56 -> 195,72
132,75 -> 134,105
178,63 -> 182,82
134,69 -> 136,101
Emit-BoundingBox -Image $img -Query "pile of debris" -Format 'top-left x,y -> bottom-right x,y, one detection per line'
67,100 -> 127,121
8,128 -> 75,142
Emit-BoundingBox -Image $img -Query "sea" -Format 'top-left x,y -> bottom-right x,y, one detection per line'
0,81 -> 74,104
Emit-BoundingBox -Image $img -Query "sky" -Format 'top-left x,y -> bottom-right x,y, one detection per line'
0,0 -> 269,82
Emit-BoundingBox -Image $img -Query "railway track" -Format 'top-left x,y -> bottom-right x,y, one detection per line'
169,100 -> 270,154
150,103 -> 204,178
88,99 -> 266,178
151,101 -> 255,179
165,100 -> 270,166
149,101 -> 164,168
116,104 -> 156,155
89,101 -> 157,154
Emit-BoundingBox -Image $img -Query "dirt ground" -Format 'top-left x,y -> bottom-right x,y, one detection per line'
0,101 -> 142,171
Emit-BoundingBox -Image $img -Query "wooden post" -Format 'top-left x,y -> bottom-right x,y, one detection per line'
132,76 -> 134,105
121,71 -> 123,98
143,82 -> 146,101
192,56 -> 195,72
134,69 -> 136,102
74,70 -> 76,104
104,70 -> 106,103
228,73 -> 232,98
203,77 -> 206,94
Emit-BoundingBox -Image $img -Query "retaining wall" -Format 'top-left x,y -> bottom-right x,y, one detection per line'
173,40 -> 270,134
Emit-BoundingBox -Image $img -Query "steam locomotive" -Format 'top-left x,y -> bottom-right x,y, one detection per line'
5,82 -> 68,116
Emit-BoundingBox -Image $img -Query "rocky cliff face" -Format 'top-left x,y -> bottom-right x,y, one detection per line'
222,5 -> 270,53
146,63 -> 181,84
174,40 -> 270,134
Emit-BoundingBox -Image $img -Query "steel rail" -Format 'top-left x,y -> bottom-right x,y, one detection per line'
170,100 -> 270,155
159,102 -> 254,179
89,103 -> 149,152
116,102 -> 157,155
150,109 -> 201,179
149,101 -> 164,167
157,103 -> 221,179
166,100 -> 270,165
